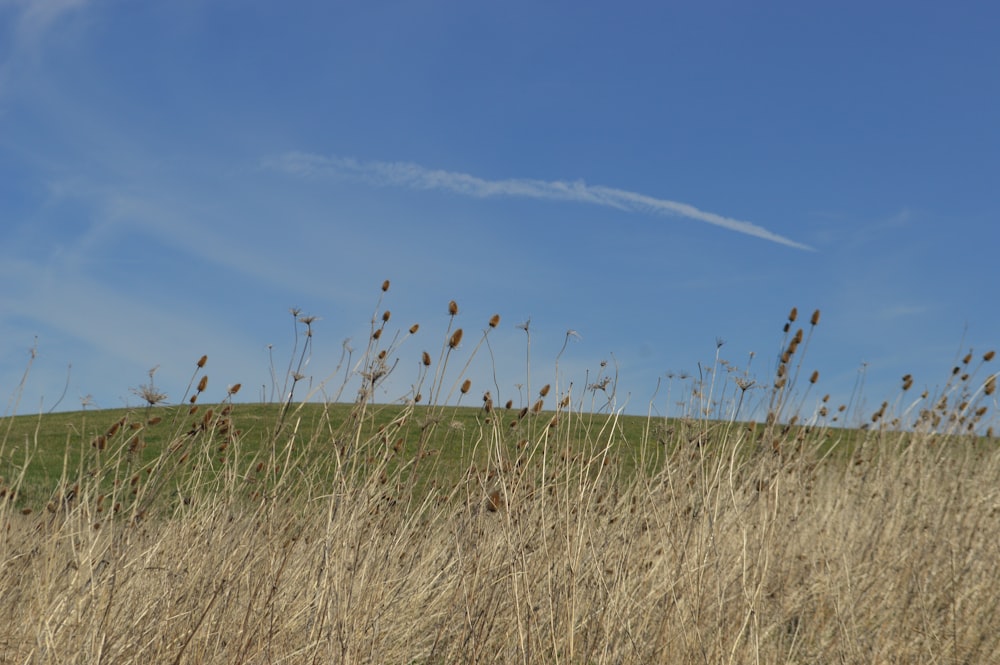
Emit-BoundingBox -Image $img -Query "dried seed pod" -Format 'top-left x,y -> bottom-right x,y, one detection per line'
381,279 -> 390,292
449,329 -> 463,349
810,309 -> 821,326
448,300 -> 459,316
409,323 -> 420,334
197,375 -> 208,393
788,307 -> 798,322
196,355 -> 208,368
489,313 -> 500,328
461,379 -> 472,394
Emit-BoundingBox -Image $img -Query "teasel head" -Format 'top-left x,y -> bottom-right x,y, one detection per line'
448,328 -> 463,349
409,323 -> 420,334
422,351 -> 432,367
985,375 -> 997,396
788,307 -> 798,323
448,300 -> 459,316
539,384 -> 551,397
810,309 -> 821,326
197,355 -> 208,368
461,379 -> 472,394
197,375 -> 209,393
963,352 -> 973,365
381,279 -> 390,292
902,374 -> 913,391
489,313 -> 501,328
228,383 -> 242,395
382,310 -> 391,323
372,328 -> 382,340
809,370 -> 819,384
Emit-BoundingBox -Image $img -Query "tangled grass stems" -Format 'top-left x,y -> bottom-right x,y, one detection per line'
2,291 -> 1000,663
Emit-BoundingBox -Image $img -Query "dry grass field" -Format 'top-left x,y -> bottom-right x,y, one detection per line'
2,289 -> 998,664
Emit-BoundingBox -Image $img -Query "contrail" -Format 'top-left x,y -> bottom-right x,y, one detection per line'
268,152 -> 814,251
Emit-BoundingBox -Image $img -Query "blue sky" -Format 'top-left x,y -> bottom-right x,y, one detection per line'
2,1 -> 998,424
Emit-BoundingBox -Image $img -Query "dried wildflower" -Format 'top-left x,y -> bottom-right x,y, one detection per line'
985,376 -> 997,396
228,383 -> 242,395
372,329 -> 382,340
382,310 -> 391,323
449,328 -> 464,349
985,350 -> 996,362
409,323 -> 420,334
902,374 -> 914,391
448,300 -> 459,316
197,376 -> 208,393
963,352 -> 973,365
532,399 -> 544,413
539,384 -> 551,397
133,383 -> 167,407
489,313 -> 501,328
809,370 -> 819,384
788,307 -> 798,323
505,399 -> 513,409
810,309 -> 821,326
422,351 -> 431,366
381,279 -> 390,292
197,355 -> 208,368
461,379 -> 472,394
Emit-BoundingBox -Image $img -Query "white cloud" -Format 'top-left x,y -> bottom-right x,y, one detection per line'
266,152 -> 814,251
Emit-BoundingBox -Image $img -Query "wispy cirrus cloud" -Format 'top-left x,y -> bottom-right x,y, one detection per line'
266,152 -> 814,251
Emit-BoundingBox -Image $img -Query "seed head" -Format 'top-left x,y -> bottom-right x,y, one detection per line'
448,300 -> 459,316
489,314 -> 501,328
196,355 -> 208,368
539,384 -> 551,397
985,350 -> 996,362
809,370 -> 819,384
810,309 -> 821,326
449,328 -> 463,349
461,379 -> 472,394
985,376 -> 997,396
409,323 -> 420,334
197,376 -> 208,393
422,351 -> 432,366
382,310 -> 391,323
372,328 -> 382,340
381,279 -> 390,292
788,307 -> 798,323
228,383 -> 242,395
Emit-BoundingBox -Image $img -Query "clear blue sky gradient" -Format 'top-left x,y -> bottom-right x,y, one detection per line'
2,1 -> 998,423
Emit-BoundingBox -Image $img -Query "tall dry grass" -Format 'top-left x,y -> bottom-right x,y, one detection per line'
1,289 -> 999,664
